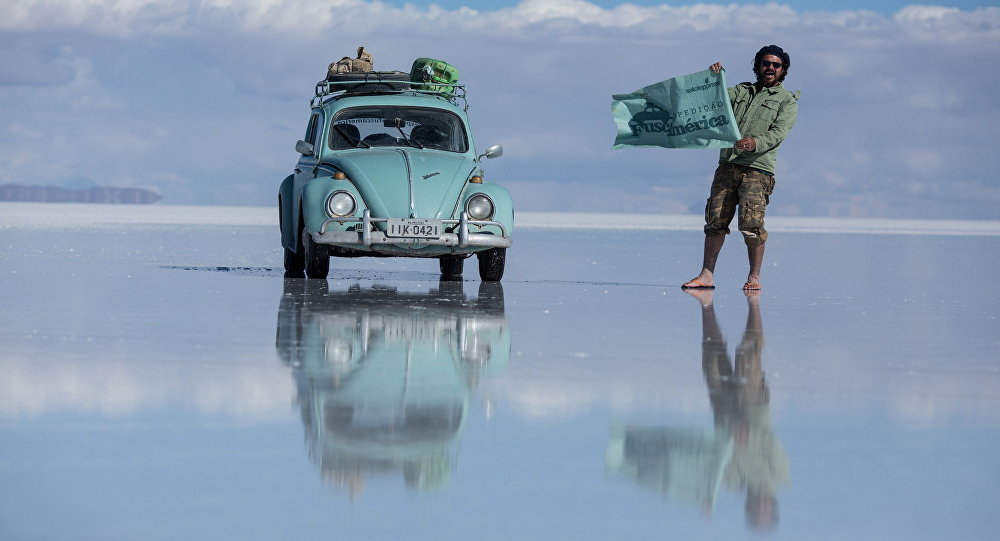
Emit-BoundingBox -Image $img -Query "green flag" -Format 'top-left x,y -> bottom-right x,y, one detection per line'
612,69 -> 740,149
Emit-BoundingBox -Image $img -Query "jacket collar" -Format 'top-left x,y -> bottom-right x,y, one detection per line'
754,81 -> 784,94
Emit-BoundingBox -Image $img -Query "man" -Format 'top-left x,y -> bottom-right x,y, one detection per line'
683,45 -> 798,291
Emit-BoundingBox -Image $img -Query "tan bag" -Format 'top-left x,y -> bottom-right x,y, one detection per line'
326,46 -> 374,79
329,57 -> 353,76
352,47 -> 373,72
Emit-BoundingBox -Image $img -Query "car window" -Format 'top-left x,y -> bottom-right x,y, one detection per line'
304,114 -> 320,147
329,106 -> 468,152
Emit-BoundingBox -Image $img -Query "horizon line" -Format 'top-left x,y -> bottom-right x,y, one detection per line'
2,202 -> 999,236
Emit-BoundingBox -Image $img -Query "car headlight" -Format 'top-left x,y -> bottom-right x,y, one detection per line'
326,191 -> 356,217
466,194 -> 494,220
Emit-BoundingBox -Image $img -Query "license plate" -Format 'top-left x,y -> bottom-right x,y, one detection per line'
386,218 -> 442,238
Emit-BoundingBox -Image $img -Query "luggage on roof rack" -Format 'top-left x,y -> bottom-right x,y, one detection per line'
410,58 -> 459,96
311,57 -> 469,110
326,46 -> 375,78
320,71 -> 412,94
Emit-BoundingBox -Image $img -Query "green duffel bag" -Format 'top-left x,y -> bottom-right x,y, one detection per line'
410,58 -> 459,95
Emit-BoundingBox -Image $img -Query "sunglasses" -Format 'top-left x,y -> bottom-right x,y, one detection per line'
760,60 -> 783,69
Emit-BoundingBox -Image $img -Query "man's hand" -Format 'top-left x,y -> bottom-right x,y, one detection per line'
709,62 -> 723,73
735,137 -> 756,152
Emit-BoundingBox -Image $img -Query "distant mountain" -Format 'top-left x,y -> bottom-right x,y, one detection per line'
0,183 -> 162,204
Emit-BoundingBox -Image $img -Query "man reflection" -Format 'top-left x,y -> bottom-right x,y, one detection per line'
607,290 -> 788,531
276,279 -> 509,499
690,288 -> 788,531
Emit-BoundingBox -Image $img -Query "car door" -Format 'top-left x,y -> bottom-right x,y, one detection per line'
294,111 -> 324,237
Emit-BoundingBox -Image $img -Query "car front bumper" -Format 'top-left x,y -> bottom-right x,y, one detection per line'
314,210 -> 512,251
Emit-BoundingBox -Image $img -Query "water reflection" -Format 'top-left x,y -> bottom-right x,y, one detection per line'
276,279 -> 509,497
607,290 -> 788,531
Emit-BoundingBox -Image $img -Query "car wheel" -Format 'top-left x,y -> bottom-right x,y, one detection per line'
303,230 -> 330,279
284,246 -> 304,276
280,197 -> 304,276
439,255 -> 464,281
477,248 -> 505,282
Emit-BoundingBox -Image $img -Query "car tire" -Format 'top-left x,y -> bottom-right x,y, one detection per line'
283,246 -> 305,276
280,196 -> 304,276
439,255 -> 464,281
477,248 -> 505,282
303,231 -> 330,279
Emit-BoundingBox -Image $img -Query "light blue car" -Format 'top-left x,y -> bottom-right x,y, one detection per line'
279,75 -> 513,280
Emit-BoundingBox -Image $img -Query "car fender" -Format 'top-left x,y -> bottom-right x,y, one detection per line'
461,182 -> 514,236
278,174 -> 297,251
301,177 -> 369,234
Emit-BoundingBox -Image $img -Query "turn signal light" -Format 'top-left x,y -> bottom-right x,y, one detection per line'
333,172 -> 347,180
469,176 -> 483,184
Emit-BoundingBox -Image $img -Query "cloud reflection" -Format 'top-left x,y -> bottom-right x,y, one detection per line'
0,353 -> 291,418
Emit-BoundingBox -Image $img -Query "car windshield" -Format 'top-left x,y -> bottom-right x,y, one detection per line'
329,106 -> 468,152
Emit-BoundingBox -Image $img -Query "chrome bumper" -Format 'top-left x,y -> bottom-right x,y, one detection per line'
317,210 -> 512,249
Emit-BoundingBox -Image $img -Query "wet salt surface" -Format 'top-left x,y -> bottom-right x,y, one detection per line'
2,204 -> 999,540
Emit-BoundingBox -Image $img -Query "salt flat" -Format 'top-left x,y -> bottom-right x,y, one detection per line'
4,202 -> 999,235
1,203 -> 998,540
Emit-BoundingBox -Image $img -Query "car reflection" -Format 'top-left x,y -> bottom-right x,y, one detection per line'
276,279 -> 509,497
607,290 -> 788,532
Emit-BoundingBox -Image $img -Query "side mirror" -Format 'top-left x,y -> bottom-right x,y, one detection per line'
295,140 -> 315,156
479,144 -> 503,160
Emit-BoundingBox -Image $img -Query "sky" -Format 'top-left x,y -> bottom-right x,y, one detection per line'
385,0 -> 994,12
1,0 -> 998,219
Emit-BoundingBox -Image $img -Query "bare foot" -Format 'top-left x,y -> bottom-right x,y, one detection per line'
682,273 -> 715,289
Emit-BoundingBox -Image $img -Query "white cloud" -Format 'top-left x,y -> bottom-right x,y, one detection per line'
5,1 -> 994,36
894,4 -> 962,23
901,148 -> 945,173
0,0 -> 188,35
1,1 -> 998,217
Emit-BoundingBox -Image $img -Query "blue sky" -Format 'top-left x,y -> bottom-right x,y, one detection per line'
1,0 -> 998,219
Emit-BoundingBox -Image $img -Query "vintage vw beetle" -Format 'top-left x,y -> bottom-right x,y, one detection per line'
279,71 -> 513,281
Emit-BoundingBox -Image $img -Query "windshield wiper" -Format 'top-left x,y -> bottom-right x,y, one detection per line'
396,126 -> 423,149
334,124 -> 369,148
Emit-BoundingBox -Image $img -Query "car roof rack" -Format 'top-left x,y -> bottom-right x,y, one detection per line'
312,77 -> 468,111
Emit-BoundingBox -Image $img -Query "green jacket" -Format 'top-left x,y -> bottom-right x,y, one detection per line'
719,82 -> 798,175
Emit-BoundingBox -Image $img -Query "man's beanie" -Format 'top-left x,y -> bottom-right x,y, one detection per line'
754,44 -> 790,70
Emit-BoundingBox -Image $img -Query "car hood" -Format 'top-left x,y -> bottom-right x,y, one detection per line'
328,149 -> 477,220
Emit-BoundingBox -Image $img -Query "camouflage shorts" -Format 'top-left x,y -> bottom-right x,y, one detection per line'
703,163 -> 776,247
